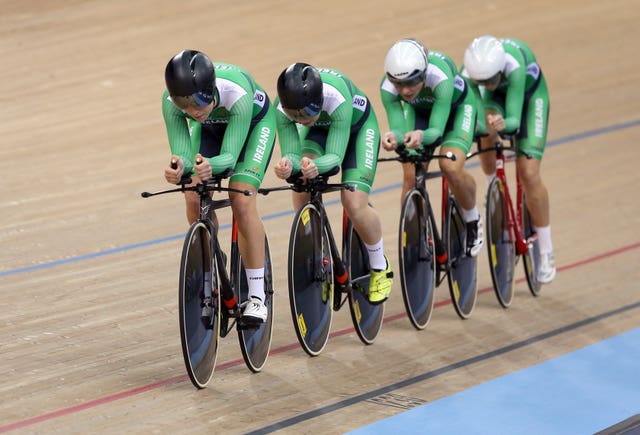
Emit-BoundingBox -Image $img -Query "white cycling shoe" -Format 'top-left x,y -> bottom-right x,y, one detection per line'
537,252 -> 557,284
242,297 -> 267,323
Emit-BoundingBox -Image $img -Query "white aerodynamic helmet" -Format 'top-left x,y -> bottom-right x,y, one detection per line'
384,38 -> 429,84
463,35 -> 506,81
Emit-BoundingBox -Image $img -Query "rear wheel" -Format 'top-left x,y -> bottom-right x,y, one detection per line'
236,235 -> 274,372
288,204 -> 333,356
486,177 -> 516,307
178,222 -> 219,389
344,216 -> 384,344
521,193 -> 542,296
398,189 -> 436,330
444,195 -> 478,319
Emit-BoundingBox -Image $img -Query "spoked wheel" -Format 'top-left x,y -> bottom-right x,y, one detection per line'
486,177 -> 516,307
444,196 -> 478,319
178,222 -> 220,389
521,194 -> 542,296
344,216 -> 384,344
288,204 -> 333,356
236,236 -> 274,372
398,190 -> 436,330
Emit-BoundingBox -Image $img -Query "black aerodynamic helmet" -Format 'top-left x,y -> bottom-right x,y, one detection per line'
276,62 -> 323,115
164,49 -> 215,108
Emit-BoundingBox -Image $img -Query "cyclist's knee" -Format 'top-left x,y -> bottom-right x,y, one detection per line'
517,160 -> 542,187
185,191 -> 199,209
341,190 -> 369,214
231,194 -> 256,216
438,150 -> 464,178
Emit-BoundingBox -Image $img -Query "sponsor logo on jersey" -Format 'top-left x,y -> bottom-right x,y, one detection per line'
353,95 -> 367,112
526,62 -> 541,80
253,89 -> 266,108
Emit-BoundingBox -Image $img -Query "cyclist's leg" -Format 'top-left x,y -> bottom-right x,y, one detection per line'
478,92 -> 506,184
229,105 -> 276,317
515,77 -> 555,283
398,162 -> 416,206
440,99 -> 483,256
341,107 -> 393,303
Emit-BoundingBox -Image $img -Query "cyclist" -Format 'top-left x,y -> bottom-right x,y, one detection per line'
462,35 -> 556,284
273,62 -> 394,305
380,38 -> 484,257
162,49 -> 276,322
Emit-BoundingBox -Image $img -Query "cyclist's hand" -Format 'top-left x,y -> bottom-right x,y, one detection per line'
487,113 -> 505,132
164,156 -> 184,184
194,153 -> 212,180
404,130 -> 423,149
300,157 -> 318,179
382,131 -> 398,151
274,157 -> 292,179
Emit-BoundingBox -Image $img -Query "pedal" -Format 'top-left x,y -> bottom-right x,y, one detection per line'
238,317 -> 263,330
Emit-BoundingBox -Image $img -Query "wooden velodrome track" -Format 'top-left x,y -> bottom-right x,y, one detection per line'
1,0 -> 639,433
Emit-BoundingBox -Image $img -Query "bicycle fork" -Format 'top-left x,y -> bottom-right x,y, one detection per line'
416,185 -> 449,286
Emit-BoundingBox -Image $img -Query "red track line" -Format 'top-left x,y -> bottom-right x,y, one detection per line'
1,241 -> 638,433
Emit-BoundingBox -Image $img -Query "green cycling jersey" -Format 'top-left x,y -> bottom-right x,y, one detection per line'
162,62 -> 275,184
275,67 -> 380,193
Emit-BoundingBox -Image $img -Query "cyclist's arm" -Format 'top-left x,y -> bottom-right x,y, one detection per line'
503,66 -> 526,133
465,78 -> 487,136
313,102 -> 351,174
380,78 -> 406,140
206,93 -> 253,175
162,93 -> 197,175
275,108 -> 303,172
421,79 -> 453,146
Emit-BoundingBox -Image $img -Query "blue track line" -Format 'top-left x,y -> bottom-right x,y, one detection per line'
2,119 -> 638,278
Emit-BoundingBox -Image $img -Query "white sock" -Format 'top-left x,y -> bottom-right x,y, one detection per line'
245,267 -> 265,301
365,240 -> 387,270
486,172 -> 496,186
536,226 -> 553,254
461,207 -> 480,223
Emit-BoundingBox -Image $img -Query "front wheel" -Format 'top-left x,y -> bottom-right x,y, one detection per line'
344,215 -> 384,344
288,204 -> 333,356
398,189 -> 436,330
444,195 -> 478,319
235,235 -> 274,373
486,178 -> 516,307
178,222 -> 220,389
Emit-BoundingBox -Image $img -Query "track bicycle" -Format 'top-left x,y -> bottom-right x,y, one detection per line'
379,144 -> 478,328
467,134 -> 542,308
141,170 -> 274,388
259,169 -> 387,356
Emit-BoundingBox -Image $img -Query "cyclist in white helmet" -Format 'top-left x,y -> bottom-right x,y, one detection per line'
380,38 -> 484,257
462,35 -> 556,284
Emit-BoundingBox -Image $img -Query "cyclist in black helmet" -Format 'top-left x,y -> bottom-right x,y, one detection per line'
273,62 -> 394,305
162,49 -> 276,323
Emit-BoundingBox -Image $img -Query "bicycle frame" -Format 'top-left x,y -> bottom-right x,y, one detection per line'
380,147 -> 456,285
269,174 -> 356,309
142,175 -> 253,324
474,138 -> 530,256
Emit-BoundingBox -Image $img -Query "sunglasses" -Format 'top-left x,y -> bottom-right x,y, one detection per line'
386,72 -> 425,87
170,90 -> 215,110
282,105 -> 320,121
